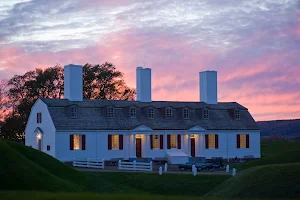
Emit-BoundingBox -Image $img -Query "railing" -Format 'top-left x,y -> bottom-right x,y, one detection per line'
118,160 -> 152,171
73,158 -> 105,169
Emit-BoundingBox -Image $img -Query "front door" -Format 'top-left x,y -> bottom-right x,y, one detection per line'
136,138 -> 142,158
191,138 -> 195,157
37,138 -> 42,151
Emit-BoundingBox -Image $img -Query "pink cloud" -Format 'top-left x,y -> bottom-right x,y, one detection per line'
0,28 -> 299,121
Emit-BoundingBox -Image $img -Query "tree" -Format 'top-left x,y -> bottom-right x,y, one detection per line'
0,62 -> 135,142
0,80 -> 9,120
83,62 -> 135,100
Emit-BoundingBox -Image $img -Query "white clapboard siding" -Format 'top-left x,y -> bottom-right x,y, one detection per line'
73,158 -> 104,169
118,160 -> 152,172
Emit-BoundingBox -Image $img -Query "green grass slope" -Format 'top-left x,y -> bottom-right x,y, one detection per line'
0,140 -> 84,192
4,139 -> 85,184
0,139 -> 229,196
0,191 -> 297,200
206,162 -> 300,198
232,142 -> 300,170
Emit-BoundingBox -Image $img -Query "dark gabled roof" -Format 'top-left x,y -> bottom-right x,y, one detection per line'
40,98 -> 259,131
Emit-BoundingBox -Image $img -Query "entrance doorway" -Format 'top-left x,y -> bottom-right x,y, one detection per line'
136,138 -> 142,158
191,138 -> 195,157
37,138 -> 42,151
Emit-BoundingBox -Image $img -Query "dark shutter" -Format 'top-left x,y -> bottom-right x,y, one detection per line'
119,135 -> 123,150
160,135 -> 164,149
237,134 -> 240,148
47,145 -> 50,151
81,135 -> 86,150
108,135 -> 112,150
215,134 -> 219,149
246,134 -> 250,148
177,134 -> 181,149
167,135 -> 171,149
205,134 -> 209,149
150,135 -> 153,149
70,135 -> 74,150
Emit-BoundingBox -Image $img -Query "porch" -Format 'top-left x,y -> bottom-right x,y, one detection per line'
126,132 -> 206,164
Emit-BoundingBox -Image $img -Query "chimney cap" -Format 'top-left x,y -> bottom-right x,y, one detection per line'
65,64 -> 82,68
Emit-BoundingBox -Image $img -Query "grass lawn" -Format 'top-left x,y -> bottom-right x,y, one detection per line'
0,191 -> 297,200
0,139 -> 229,196
1,139 -> 300,199
207,162 -> 300,198
231,142 -> 300,170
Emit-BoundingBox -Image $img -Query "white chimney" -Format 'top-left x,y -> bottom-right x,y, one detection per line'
64,64 -> 83,101
200,70 -> 218,104
136,66 -> 151,102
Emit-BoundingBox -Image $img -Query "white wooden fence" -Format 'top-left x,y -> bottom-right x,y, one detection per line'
73,158 -> 105,169
118,160 -> 152,171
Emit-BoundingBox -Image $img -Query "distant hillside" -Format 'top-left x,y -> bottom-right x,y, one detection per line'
257,119 -> 300,136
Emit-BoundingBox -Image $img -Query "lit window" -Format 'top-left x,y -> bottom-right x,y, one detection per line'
112,135 -> 119,149
170,134 -> 177,148
73,135 -> 81,150
130,108 -> 136,118
148,108 -> 154,119
234,110 -> 240,120
239,134 -> 247,148
208,134 -> 215,149
71,107 -> 78,118
183,109 -> 189,119
203,109 -> 209,119
108,107 -> 114,118
153,135 -> 159,148
166,108 -> 172,119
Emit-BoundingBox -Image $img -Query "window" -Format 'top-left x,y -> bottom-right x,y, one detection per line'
71,107 -> 78,118
74,135 -> 81,150
37,112 -> 42,123
237,134 -> 249,148
208,134 -> 215,148
108,107 -> 114,118
183,108 -> 189,119
166,108 -> 172,119
47,145 -> 50,151
151,135 -> 163,149
203,109 -> 209,119
70,134 -> 86,150
108,134 -> 123,150
112,135 -> 119,149
167,134 -> 181,149
130,108 -> 136,118
234,110 -> 240,120
205,134 -> 219,149
148,108 -> 154,119
170,134 -> 177,148
153,135 -> 159,148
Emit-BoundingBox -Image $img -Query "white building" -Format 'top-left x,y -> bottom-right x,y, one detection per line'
25,65 -> 261,163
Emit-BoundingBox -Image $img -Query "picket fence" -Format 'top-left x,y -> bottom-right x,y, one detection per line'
72,158 -> 105,169
118,160 -> 152,171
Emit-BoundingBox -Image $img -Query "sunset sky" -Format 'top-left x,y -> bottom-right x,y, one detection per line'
0,0 -> 299,121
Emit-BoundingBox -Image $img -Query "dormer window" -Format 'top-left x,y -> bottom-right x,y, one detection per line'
166,108 -> 172,119
148,108 -> 154,119
183,108 -> 189,119
71,107 -> 78,119
203,109 -> 209,120
130,107 -> 136,118
108,107 -> 114,118
234,109 -> 240,120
